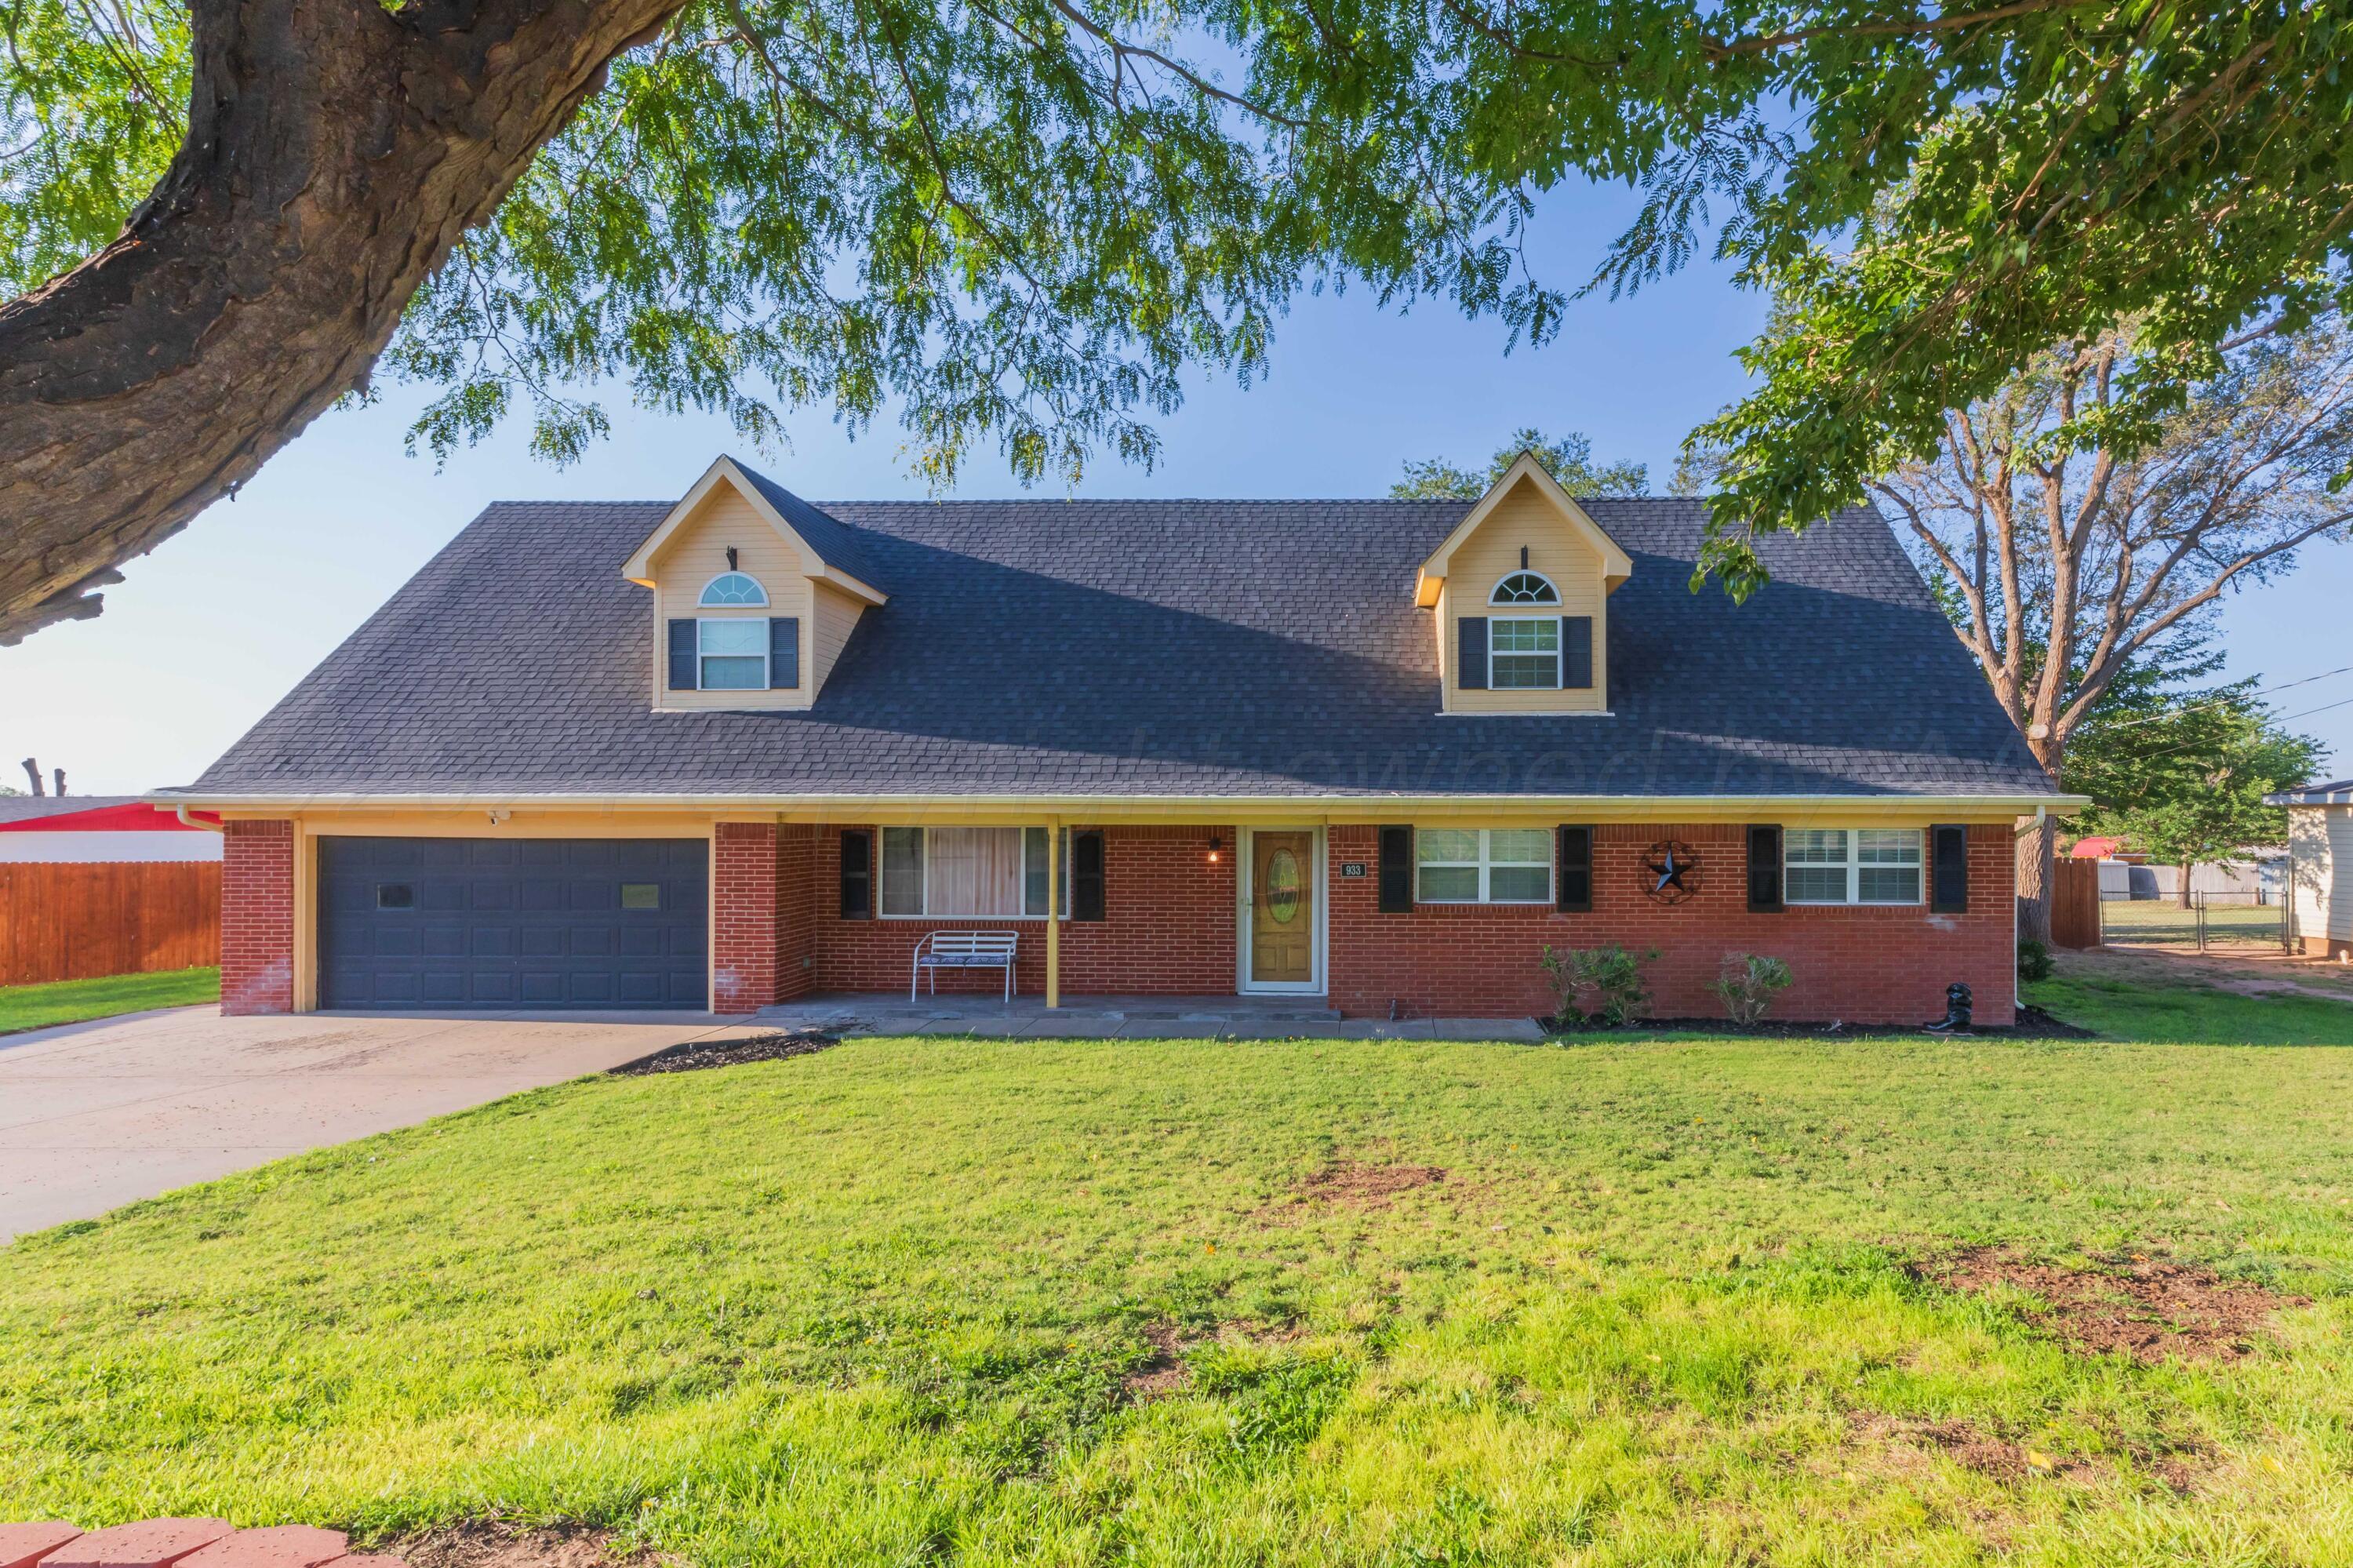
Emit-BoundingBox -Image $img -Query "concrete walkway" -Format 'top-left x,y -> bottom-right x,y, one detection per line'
0,1006 -> 759,1242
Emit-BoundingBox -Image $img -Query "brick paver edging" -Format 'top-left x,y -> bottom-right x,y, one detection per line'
1,1521 -> 405,1568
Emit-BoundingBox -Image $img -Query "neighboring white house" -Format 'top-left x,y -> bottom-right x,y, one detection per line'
0,797 -> 224,861
2267,780 -> 2353,959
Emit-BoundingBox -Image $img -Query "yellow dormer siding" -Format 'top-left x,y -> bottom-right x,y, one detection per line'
624,457 -> 887,712
646,486 -> 814,711
1417,456 -> 1632,715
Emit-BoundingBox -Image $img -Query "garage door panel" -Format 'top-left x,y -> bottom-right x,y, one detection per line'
321,837 -> 709,1010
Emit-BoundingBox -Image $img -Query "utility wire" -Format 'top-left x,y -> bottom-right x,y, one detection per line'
2089,663 -> 2353,730
2112,692 -> 2353,766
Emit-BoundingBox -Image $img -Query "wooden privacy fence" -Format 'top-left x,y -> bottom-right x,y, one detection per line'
2049,857 -> 2103,950
0,861 -> 221,986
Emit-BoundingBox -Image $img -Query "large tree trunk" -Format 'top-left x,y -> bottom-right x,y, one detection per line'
2015,814 -> 2055,945
0,0 -> 682,644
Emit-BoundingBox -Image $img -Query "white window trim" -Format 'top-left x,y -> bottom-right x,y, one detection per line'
1488,614 -> 1562,691
878,826 -> 1071,919
1784,828 -> 1926,906
695,616 -> 769,692
697,570 -> 769,608
1489,570 -> 1561,606
1414,828 -> 1555,904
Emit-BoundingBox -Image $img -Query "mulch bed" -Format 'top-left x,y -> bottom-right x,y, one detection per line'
1912,1245 -> 2303,1363
1543,1002 -> 2094,1040
611,1030 -> 839,1075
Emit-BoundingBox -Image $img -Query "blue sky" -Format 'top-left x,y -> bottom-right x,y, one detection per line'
2,189 -> 2345,794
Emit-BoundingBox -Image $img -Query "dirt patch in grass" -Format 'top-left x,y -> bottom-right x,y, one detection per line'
397,1524 -> 653,1568
1889,1417 -> 2082,1481
613,1030 -> 838,1075
1916,1246 -> 2302,1363
1291,1159 -> 1446,1208
1123,1322 -> 1190,1400
1858,1412 -> 2206,1493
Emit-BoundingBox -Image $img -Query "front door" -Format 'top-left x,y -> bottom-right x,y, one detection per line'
1249,831 -> 1315,986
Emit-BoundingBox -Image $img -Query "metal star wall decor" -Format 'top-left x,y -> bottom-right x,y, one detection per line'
1642,839 -> 1700,905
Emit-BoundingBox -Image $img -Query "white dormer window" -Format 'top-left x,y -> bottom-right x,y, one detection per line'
699,571 -> 769,607
1489,617 -> 1561,688
1489,571 -> 1559,606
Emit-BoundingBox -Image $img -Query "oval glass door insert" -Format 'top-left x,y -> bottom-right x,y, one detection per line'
1265,849 -> 1303,924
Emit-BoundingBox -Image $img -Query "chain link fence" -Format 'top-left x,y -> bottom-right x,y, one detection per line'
2100,892 -> 2286,952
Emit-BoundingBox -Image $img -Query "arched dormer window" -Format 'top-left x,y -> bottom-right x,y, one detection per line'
1489,570 -> 1559,606
699,571 -> 769,607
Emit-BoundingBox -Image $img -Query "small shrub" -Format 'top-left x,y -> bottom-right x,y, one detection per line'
2017,936 -> 2054,982
1541,944 -> 1660,1028
1711,953 -> 1794,1024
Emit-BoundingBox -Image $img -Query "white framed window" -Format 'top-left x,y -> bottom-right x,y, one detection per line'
1489,617 -> 1560,689
1415,828 -> 1553,904
1784,828 -> 1923,905
699,571 -> 769,606
696,617 -> 768,689
1490,571 -> 1560,606
879,827 -> 1071,918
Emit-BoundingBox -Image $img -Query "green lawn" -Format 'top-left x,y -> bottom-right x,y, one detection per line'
0,966 -> 218,1034
2,978 -> 2351,1566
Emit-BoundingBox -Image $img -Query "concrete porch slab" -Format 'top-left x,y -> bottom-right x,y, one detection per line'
751,994 -> 1544,1043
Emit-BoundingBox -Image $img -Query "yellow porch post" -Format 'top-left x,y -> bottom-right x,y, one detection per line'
1045,818 -> 1062,1009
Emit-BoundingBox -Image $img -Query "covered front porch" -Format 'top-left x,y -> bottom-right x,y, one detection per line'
750,991 -> 1544,1042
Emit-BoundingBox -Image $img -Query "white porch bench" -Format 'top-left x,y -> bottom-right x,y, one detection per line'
910,930 -> 1020,1002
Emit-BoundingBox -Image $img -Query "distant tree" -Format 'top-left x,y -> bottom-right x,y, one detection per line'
1667,438 -> 1728,499
1863,314 -> 2353,939
1392,428 -> 1648,501
2065,660 -> 2325,908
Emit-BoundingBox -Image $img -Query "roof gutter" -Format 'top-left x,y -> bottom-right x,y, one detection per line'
150,789 -> 2090,817
2267,788 -> 2353,806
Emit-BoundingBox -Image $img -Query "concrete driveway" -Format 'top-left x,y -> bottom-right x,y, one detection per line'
0,1006 -> 760,1242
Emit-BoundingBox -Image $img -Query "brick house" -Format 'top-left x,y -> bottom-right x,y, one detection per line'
163,453 -> 2068,1024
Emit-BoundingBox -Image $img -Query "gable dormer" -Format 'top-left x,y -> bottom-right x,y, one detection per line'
1413,453 -> 1633,715
623,457 -> 887,711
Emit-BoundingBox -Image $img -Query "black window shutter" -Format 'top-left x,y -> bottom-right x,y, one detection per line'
1378,825 -> 1413,912
667,619 -> 696,690
1931,824 -> 1969,912
1562,616 -> 1594,689
1747,824 -> 1784,912
1556,825 -> 1593,911
838,830 -> 873,920
1072,830 -> 1107,921
1457,617 -> 1489,689
769,617 -> 800,689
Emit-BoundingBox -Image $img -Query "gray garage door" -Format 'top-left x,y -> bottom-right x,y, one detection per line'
318,838 -> 708,1010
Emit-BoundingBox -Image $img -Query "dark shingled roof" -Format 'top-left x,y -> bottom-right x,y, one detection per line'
0,795 -> 149,823
182,479 -> 2056,801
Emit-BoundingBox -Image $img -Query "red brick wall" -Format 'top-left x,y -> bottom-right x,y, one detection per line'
1326,822 -> 2016,1025
807,824 -> 1237,995
775,824 -> 819,1001
220,819 -> 294,1016
712,822 -> 780,1013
